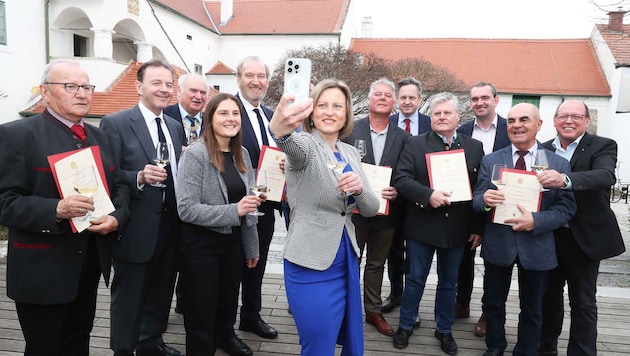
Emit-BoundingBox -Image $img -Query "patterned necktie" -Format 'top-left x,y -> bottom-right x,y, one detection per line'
155,118 -> 176,210
186,115 -> 199,142
71,124 -> 87,146
403,118 -> 411,133
253,108 -> 269,146
515,150 -> 528,170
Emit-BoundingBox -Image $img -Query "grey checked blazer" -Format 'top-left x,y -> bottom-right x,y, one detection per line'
176,140 -> 259,259
278,129 -> 380,271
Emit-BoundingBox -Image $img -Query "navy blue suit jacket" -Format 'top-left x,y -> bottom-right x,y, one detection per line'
389,112 -> 431,136
163,103 -> 204,142
472,144 -> 576,270
457,115 -> 510,152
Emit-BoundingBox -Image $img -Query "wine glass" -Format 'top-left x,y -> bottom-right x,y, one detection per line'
327,159 -> 352,197
491,164 -> 507,188
73,165 -> 98,221
152,142 -> 170,188
532,149 -> 550,192
354,140 -> 367,161
249,170 -> 268,216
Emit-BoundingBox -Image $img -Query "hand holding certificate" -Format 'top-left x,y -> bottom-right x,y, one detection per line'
48,146 -> 115,233
426,149 -> 472,202
359,163 -> 392,215
492,168 -> 542,226
256,146 -> 287,202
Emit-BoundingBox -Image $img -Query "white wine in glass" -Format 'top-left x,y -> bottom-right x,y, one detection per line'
328,159 -> 352,197
533,149 -> 550,191
73,165 -> 98,221
491,164 -> 507,188
354,139 -> 367,160
249,170 -> 268,216
151,142 -> 170,188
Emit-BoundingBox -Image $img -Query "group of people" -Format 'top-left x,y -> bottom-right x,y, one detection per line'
0,55 -> 626,356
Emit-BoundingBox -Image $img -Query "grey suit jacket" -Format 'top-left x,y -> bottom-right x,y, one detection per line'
472,144 -> 577,270
176,140 -> 259,259
277,130 -> 380,270
100,104 -> 186,263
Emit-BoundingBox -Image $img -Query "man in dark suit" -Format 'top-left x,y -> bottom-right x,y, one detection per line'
221,55 -> 277,356
382,77 -> 432,314
473,103 -> 576,356
100,59 -> 186,356
343,78 -> 410,336
163,72 -> 208,314
392,92 -> 484,354
455,81 -> 510,337
0,59 -> 129,355
163,73 -> 208,146
538,100 -> 626,356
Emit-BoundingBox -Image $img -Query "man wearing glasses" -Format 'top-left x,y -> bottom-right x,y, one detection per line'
0,59 -> 129,355
538,100 -> 625,356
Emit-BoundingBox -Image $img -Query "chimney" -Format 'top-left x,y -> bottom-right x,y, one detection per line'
361,16 -> 373,38
220,0 -> 233,25
608,8 -> 626,33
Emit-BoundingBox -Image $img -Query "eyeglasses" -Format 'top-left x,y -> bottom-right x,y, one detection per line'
44,82 -> 96,95
555,114 -> 588,121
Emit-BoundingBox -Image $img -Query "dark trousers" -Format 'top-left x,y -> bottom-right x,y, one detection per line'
240,202 -> 275,323
356,224 -> 396,313
456,241 -> 476,307
386,223 -> 406,297
540,228 -> 600,356
484,259 -> 548,356
180,223 -> 244,355
110,213 -> 179,354
16,238 -> 101,356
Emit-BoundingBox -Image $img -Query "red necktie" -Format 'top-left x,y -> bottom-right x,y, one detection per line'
71,124 -> 87,145
515,151 -> 528,170
404,118 -> 411,133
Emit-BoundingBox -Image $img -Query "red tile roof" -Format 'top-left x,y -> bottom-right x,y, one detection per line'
202,0 -> 350,34
596,24 -> 630,66
350,38 -> 610,97
22,62 -> 186,117
151,0 -> 216,32
207,60 -> 236,75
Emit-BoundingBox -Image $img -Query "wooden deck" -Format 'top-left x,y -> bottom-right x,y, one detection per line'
0,262 -> 629,356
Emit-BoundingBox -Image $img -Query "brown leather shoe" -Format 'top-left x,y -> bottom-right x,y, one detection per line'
475,314 -> 486,337
366,312 -> 395,336
454,303 -> 470,319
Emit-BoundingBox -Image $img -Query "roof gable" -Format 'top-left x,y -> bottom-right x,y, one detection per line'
596,24 -> 630,66
207,60 -> 236,74
203,0 -> 350,34
350,38 -> 610,97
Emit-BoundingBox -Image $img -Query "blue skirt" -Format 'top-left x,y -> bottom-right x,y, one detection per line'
284,230 -> 363,356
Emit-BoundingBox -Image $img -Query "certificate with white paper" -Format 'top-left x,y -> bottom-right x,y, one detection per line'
48,146 -> 115,233
492,168 -> 542,225
360,163 -> 392,215
426,149 -> 472,202
257,145 -> 287,202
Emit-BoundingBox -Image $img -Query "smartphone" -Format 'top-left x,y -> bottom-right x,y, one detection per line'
284,58 -> 312,105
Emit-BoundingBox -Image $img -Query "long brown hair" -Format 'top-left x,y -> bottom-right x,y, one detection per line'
202,93 -> 247,173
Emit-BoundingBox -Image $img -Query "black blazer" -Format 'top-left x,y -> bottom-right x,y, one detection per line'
543,133 -> 625,260
100,105 -> 186,263
394,132 -> 485,248
0,111 -> 129,304
457,114 -> 510,152
343,117 -> 411,229
389,112 -> 432,136
236,94 -> 274,169
163,103 -> 204,142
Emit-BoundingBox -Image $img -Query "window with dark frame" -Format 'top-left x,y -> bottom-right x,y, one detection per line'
0,1 -> 6,45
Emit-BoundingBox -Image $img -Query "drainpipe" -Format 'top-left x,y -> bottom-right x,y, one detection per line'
45,0 -> 50,63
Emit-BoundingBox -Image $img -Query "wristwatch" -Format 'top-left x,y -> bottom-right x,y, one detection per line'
562,174 -> 570,189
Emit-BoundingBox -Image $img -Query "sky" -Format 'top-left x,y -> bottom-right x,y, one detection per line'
354,0 -> 625,39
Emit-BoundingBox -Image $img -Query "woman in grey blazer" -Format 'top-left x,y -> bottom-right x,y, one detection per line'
269,79 -> 380,355
176,93 -> 261,356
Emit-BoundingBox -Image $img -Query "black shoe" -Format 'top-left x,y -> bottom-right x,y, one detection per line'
434,331 -> 458,355
174,303 -> 183,315
413,315 -> 421,329
393,327 -> 413,349
218,336 -> 253,356
538,350 -> 558,356
483,351 -> 504,356
381,295 -> 401,314
136,343 -> 184,356
239,319 -> 278,339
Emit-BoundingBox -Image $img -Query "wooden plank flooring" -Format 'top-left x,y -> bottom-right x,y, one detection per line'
1,264 -> 629,355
